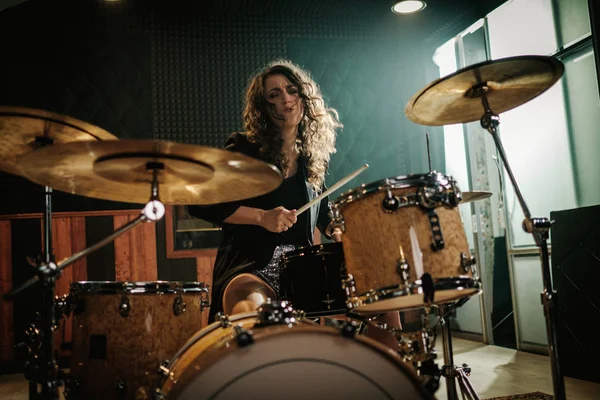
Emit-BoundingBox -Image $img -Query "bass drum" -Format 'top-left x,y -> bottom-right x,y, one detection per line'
156,304 -> 433,399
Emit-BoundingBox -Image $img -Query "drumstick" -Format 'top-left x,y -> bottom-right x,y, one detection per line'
295,163 -> 369,216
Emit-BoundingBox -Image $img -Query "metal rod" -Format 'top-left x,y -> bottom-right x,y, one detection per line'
43,186 -> 52,264
481,112 -> 531,219
440,306 -> 458,400
479,100 -> 566,400
4,213 -> 148,301
539,234 -> 566,400
426,132 -> 432,172
58,213 -> 147,271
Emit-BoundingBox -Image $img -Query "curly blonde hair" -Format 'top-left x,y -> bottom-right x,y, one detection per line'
242,59 -> 342,192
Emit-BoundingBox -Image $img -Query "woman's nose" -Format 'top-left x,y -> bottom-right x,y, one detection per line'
281,92 -> 293,103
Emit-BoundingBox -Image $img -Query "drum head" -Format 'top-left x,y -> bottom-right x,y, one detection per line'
171,326 -> 432,399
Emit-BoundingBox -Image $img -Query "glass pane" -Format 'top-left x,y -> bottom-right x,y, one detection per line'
487,0 -> 558,58
487,0 -> 577,248
552,0 -> 591,47
512,255 -> 549,346
562,46 -> 600,207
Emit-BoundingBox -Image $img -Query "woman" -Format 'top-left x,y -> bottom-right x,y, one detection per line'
188,59 -> 401,349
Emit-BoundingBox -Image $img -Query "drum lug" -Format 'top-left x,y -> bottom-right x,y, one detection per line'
460,253 -> 477,274
200,289 -> 210,311
158,359 -> 172,378
427,209 -> 445,251
382,186 -> 401,213
233,325 -> 254,347
119,294 -> 130,318
116,378 -> 127,400
396,246 -> 410,283
172,294 -> 186,316
341,274 -> 358,309
154,389 -> 167,400
217,312 -> 231,328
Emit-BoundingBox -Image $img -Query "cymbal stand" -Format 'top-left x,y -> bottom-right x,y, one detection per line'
4,166 -> 166,400
476,88 -> 566,400
438,303 -> 480,400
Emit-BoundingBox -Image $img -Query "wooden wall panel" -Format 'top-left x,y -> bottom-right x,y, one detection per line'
196,255 -> 215,328
114,215 -> 157,282
0,221 -> 13,364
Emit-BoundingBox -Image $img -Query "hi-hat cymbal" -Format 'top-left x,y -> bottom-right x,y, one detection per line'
0,106 -> 119,176
461,191 -> 492,204
405,55 -> 564,126
17,139 -> 283,205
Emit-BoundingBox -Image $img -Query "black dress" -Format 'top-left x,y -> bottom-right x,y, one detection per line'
187,132 -> 333,322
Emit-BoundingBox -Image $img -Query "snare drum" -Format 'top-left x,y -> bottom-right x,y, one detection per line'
280,242 -> 347,317
331,172 -> 481,314
65,281 -> 209,400
156,302 -> 433,399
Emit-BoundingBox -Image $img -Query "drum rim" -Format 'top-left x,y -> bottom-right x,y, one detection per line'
282,241 -> 341,261
348,276 -> 482,313
69,280 -> 208,294
157,311 -> 260,395
332,171 -> 457,208
161,319 -> 435,400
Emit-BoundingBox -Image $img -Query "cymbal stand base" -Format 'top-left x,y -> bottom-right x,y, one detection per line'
478,93 -> 566,400
439,304 -> 480,400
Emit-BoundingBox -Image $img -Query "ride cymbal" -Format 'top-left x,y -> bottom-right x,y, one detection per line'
17,139 -> 283,205
0,106 -> 119,176
461,191 -> 492,204
405,55 -> 564,126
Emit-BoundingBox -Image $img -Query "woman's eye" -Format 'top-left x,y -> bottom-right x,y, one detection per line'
288,87 -> 299,94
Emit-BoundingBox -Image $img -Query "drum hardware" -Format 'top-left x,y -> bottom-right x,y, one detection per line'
396,246 -> 410,283
255,298 -> 299,327
0,107 -> 121,400
155,309 -> 434,400
405,54 -> 567,400
3,165 -> 165,399
119,294 -> 131,317
172,293 -> 187,316
116,378 -> 128,400
437,303 -> 480,400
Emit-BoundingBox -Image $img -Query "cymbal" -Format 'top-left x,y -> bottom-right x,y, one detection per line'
17,139 -> 283,205
405,55 -> 564,126
0,106 -> 119,176
461,191 -> 492,204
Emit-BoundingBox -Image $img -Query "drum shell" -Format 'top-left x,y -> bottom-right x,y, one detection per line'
68,281 -> 207,400
333,174 -> 478,312
158,312 -> 433,400
280,242 -> 347,317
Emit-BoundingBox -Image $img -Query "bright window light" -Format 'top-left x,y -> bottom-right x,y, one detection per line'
391,0 -> 427,14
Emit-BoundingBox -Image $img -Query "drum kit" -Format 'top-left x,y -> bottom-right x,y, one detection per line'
1,54 -> 566,400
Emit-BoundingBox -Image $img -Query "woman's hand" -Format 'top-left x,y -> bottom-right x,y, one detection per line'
259,206 -> 297,233
331,227 -> 343,242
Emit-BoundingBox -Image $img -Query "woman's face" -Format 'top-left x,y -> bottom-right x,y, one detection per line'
264,73 -> 304,130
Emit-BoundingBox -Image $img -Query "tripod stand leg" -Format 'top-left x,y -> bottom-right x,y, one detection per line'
457,369 -> 480,400
440,306 -> 459,400
439,304 -> 482,400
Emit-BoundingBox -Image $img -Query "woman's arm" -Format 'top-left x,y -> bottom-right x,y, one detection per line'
224,205 -> 297,233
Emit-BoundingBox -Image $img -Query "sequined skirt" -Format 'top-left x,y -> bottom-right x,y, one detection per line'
251,244 -> 296,298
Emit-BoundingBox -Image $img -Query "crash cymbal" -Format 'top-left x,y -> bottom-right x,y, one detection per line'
17,139 -> 283,205
405,55 -> 564,126
0,106 -> 118,176
461,191 -> 492,204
